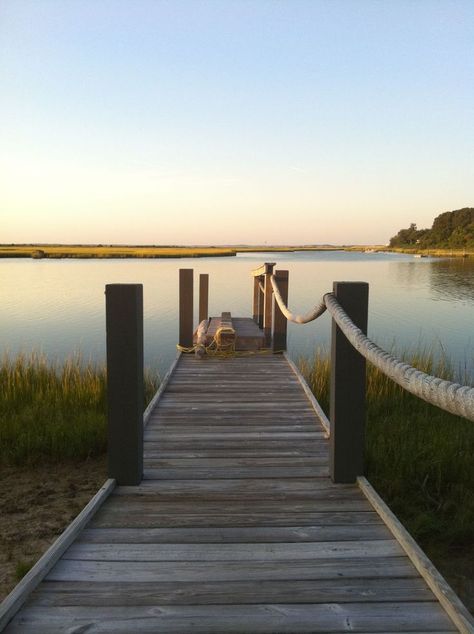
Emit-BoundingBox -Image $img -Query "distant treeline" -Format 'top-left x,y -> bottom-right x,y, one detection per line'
390,207 -> 474,249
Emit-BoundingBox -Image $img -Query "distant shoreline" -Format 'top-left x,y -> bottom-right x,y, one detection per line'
0,244 -> 471,259
0,244 -> 349,259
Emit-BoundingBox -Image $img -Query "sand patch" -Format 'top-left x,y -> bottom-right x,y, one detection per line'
0,456 -> 106,601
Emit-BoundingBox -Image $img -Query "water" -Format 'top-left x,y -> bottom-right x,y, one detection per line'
1,251 -> 473,380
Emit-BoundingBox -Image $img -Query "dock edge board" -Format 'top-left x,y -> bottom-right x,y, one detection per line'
143,351 -> 181,427
283,352 -> 331,435
358,476 -> 474,634
0,478 -> 116,631
0,352 -> 182,630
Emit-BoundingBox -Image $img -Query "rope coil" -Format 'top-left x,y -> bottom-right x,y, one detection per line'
177,326 -> 274,358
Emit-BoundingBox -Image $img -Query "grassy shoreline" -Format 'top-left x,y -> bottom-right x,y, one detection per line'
0,244 -> 343,260
0,353 -> 159,465
1,243 -> 472,259
345,245 -> 474,257
299,349 -> 474,612
1,350 -> 472,611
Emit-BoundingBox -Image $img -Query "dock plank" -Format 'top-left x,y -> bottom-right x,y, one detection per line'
6,603 -> 456,633
3,352 -> 465,633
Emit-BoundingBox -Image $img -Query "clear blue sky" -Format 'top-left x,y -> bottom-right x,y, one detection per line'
1,0 -> 473,245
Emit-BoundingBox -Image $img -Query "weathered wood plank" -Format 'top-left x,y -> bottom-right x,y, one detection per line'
141,457 -> 329,467
32,577 -> 435,606
89,511 -> 381,529
107,488 -> 365,503
4,352 -> 462,633
64,539 -> 403,562
145,429 -> 323,444
112,477 -> 356,493
144,443 -> 327,462
146,423 -> 324,432
78,524 -> 392,544
6,602 -> 457,634
46,556 -> 419,583
359,476 -> 474,633
142,466 -> 330,479
142,440 -> 328,450
91,498 -> 374,516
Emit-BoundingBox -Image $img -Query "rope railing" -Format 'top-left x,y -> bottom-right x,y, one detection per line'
270,274 -> 327,324
270,274 -> 474,422
324,293 -> 474,422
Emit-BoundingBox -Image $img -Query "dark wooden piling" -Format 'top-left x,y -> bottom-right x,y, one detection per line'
273,269 -> 289,352
199,274 -> 209,323
252,277 -> 260,323
329,281 -> 369,483
258,280 -> 264,329
179,269 -> 194,348
263,264 -> 275,345
105,284 -> 144,486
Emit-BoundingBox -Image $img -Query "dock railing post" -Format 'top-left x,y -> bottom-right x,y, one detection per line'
329,281 -> 369,483
199,273 -> 209,323
179,269 -> 194,348
263,263 -> 275,345
105,284 -> 144,486
273,269 -> 289,352
257,278 -> 264,329
252,277 -> 260,323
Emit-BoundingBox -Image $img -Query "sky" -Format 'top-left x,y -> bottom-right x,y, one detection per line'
0,0 -> 473,245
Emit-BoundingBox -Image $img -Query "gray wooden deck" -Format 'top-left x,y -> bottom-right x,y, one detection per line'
5,354 -> 462,632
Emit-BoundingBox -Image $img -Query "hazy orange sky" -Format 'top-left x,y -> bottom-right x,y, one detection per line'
1,1 -> 473,245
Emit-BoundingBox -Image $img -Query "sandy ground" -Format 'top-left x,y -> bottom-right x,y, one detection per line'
0,456 -> 472,618
0,456 -> 106,601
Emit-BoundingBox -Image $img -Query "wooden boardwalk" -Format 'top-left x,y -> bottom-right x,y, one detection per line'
4,354 -> 464,632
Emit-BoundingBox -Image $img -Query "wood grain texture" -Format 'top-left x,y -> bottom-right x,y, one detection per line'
5,603 -> 456,633
4,353 -> 465,633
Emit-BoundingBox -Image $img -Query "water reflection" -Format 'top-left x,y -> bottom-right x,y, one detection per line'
429,258 -> 474,304
0,253 -> 472,378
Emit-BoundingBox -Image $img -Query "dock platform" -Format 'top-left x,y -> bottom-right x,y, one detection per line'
3,353 -> 466,633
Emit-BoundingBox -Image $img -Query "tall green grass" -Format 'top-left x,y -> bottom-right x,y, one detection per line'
299,348 -> 474,557
0,352 -> 159,465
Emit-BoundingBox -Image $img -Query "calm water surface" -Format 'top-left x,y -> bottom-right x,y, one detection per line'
1,252 -> 473,379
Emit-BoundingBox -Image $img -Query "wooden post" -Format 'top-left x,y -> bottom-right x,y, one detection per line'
263,263 -> 275,345
179,269 -> 193,348
252,277 -> 260,323
199,273 -> 209,323
273,269 -> 289,352
329,281 -> 369,483
258,277 -> 264,329
105,284 -> 144,486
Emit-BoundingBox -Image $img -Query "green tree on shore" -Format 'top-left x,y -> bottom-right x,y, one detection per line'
390,208 -> 474,248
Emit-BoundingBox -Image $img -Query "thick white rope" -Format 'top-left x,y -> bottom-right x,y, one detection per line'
269,275 -> 473,420
324,292 -> 474,422
270,275 -> 327,324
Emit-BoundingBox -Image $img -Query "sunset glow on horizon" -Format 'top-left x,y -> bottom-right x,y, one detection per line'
1,0 -> 473,245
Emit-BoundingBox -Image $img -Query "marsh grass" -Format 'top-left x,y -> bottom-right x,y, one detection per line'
299,348 -> 474,556
0,352 -> 159,465
0,245 -> 237,258
14,560 -> 33,581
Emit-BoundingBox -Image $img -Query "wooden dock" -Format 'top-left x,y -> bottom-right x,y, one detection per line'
3,353 -> 466,632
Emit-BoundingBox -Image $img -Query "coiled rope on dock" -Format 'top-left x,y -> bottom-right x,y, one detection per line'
270,275 -> 474,422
